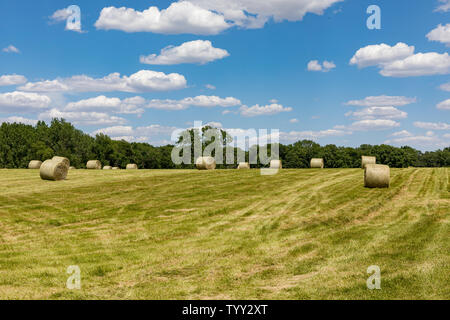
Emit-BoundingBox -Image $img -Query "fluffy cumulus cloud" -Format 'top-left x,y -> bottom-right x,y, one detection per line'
38,109 -> 126,126
95,0 -> 342,34
2,45 -> 20,53
435,0 -> 450,12
64,95 -> 145,115
95,2 -> 230,35
0,116 -> 38,126
345,95 -> 416,107
0,74 -> 27,86
239,103 -> 292,117
437,99 -> 450,110
0,91 -> 51,113
427,24 -> 450,46
19,70 -> 187,93
386,131 -> 448,150
92,124 -> 178,144
189,0 -> 343,28
147,95 -> 241,110
280,129 -> 350,143
414,121 -> 450,130
140,40 -> 229,65
307,60 -> 336,72
344,119 -> 400,131
350,43 -> 414,68
345,106 -> 407,120
350,42 -> 450,77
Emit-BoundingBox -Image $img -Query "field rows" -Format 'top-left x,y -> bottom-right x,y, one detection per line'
0,168 -> 448,299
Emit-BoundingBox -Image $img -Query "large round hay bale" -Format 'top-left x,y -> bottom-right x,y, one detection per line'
364,164 -> 390,188
28,160 -> 42,169
69,166 -> 76,170
40,160 -> 68,181
103,166 -> 112,170
195,157 -> 216,170
310,158 -> 324,168
86,160 -> 102,169
126,164 -> 138,170
361,156 -> 376,169
270,160 -> 282,169
112,167 -> 120,170
237,162 -> 250,169
52,156 -> 70,167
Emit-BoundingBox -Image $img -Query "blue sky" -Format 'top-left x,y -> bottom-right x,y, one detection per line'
0,0 -> 449,150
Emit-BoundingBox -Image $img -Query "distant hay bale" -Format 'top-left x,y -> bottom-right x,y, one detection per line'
69,166 -> 76,170
103,166 -> 112,170
237,162 -> 250,169
270,160 -> 282,169
86,160 -> 102,169
310,158 -> 324,168
112,167 -> 120,170
364,164 -> 390,188
195,157 -> 216,170
28,160 -> 42,169
52,156 -> 70,167
126,164 -> 138,170
361,156 -> 376,169
40,160 -> 68,181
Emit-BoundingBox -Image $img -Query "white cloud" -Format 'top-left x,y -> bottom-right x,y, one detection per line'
427,24 -> 450,46
38,108 -> 126,126
140,40 -> 229,65
350,43 -> 414,68
0,116 -> 38,126
147,95 -> 241,110
19,70 -> 187,93
385,131 -> 448,149
345,95 -> 416,107
190,0 -> 343,28
0,74 -> 27,86
345,106 -> 407,120
347,119 -> 400,131
307,60 -> 336,72
50,6 -> 83,32
440,82 -> 450,91
92,124 -> 178,144
437,99 -> 450,110
380,52 -> 450,77
435,0 -> 450,12
289,118 -> 299,123
95,2 -> 230,35
391,130 -> 413,137
0,91 -> 51,112
350,42 -> 450,77
280,129 -> 351,143
205,84 -> 216,90
414,121 -> 450,130
92,126 -> 134,137
2,45 -> 20,53
239,103 -> 292,117
64,95 -> 145,115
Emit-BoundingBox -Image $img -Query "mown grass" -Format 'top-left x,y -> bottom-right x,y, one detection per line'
0,168 -> 448,300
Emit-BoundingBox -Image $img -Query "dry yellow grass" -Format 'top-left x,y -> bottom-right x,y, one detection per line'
0,168 -> 448,300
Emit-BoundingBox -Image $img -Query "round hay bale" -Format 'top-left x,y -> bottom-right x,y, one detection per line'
52,156 -> 70,167
28,160 -> 42,169
364,164 -> 390,188
270,160 -> 282,169
40,160 -> 68,181
112,167 -> 120,170
126,164 -> 138,170
310,158 -> 324,168
195,157 -> 216,170
237,162 -> 250,169
361,156 -> 376,169
103,166 -> 112,170
69,166 -> 76,170
86,160 -> 102,169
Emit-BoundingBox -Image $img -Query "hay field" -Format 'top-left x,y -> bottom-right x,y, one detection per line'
0,168 -> 448,300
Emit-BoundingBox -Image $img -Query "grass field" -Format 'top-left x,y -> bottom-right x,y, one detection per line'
0,168 -> 448,300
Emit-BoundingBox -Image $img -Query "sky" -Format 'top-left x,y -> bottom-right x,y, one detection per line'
0,0 -> 449,151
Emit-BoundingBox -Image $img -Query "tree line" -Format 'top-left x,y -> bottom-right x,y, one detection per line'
0,119 -> 448,169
